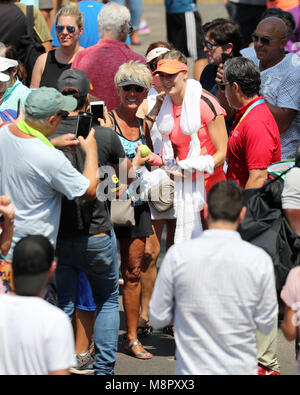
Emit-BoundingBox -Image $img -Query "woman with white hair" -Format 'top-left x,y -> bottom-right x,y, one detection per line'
100,60 -> 154,360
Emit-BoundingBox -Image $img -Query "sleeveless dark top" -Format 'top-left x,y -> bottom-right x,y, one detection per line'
39,50 -> 71,89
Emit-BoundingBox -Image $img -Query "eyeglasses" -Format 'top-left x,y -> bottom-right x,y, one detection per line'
204,40 -> 221,50
56,25 -> 76,34
121,85 -> 145,93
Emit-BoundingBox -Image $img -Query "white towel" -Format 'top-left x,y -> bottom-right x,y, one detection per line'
156,79 -> 215,243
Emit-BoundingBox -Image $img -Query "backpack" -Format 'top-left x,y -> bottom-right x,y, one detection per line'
19,5 -> 45,86
238,169 -> 300,297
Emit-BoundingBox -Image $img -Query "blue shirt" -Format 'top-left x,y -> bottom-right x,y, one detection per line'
51,0 -> 131,48
0,79 -> 31,113
165,0 -> 198,14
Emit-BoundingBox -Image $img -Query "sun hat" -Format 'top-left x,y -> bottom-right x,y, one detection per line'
152,59 -> 188,75
117,79 -> 148,89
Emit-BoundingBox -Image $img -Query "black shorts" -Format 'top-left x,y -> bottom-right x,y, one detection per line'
166,11 -> 206,60
114,203 -> 153,239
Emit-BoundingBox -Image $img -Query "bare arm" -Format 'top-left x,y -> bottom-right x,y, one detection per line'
207,115 -> 228,168
265,101 -> 297,134
30,53 -> 47,88
0,196 -> 14,257
281,304 -> 298,342
50,369 -> 70,375
245,169 -> 268,190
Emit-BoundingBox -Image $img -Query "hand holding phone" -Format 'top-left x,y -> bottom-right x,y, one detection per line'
90,101 -> 105,122
75,112 -> 93,139
77,127 -> 97,156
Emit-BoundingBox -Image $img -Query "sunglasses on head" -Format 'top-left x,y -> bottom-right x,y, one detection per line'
121,85 -> 145,93
56,25 -> 76,34
251,34 -> 271,45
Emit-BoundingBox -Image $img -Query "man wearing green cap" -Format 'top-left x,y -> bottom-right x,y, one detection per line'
0,86 -> 98,260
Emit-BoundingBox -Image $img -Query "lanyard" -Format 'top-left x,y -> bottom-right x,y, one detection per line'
233,98 -> 265,132
17,120 -> 54,148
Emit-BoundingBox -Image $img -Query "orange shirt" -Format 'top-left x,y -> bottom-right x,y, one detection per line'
169,90 -> 226,192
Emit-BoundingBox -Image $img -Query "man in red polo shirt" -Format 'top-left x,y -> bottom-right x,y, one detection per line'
72,2 -> 145,112
222,57 -> 281,189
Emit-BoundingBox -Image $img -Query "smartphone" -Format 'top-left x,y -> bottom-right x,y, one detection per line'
17,99 -> 21,118
75,112 -> 93,139
221,53 -> 232,64
90,101 -> 105,121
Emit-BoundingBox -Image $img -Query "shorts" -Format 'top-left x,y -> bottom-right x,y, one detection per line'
39,0 -> 53,10
166,11 -> 206,60
114,203 -> 153,239
75,271 -> 96,311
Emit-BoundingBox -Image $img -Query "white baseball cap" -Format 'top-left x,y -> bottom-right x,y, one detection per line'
0,57 -> 18,82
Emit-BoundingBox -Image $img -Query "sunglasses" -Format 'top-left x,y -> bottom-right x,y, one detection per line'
204,40 -> 221,50
121,85 -> 145,93
251,34 -> 272,45
56,25 -> 76,34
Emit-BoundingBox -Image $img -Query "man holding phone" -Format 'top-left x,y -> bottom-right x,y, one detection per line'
53,67 -> 149,375
0,87 -> 98,261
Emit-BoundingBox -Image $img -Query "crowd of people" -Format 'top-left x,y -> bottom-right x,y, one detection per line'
0,0 -> 300,376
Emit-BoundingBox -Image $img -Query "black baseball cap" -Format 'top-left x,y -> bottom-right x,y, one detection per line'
57,68 -> 92,97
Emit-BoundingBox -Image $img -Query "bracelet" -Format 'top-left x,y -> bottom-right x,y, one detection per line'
145,114 -> 157,123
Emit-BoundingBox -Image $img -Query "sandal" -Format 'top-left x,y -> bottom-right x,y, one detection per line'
137,318 -> 153,338
163,325 -> 174,337
123,336 -> 152,360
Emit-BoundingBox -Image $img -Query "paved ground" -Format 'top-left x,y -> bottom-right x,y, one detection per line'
112,1 -> 298,376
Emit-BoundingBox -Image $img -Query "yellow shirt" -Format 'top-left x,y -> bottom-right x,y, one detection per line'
16,3 -> 53,43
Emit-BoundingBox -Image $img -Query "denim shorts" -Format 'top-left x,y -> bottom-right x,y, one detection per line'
75,271 -> 96,311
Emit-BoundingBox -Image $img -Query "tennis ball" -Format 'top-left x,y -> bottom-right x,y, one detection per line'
139,144 -> 150,157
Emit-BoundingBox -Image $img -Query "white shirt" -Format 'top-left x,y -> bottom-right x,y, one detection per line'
0,295 -> 75,375
0,124 -> 90,259
240,51 -> 300,160
149,229 -> 278,375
